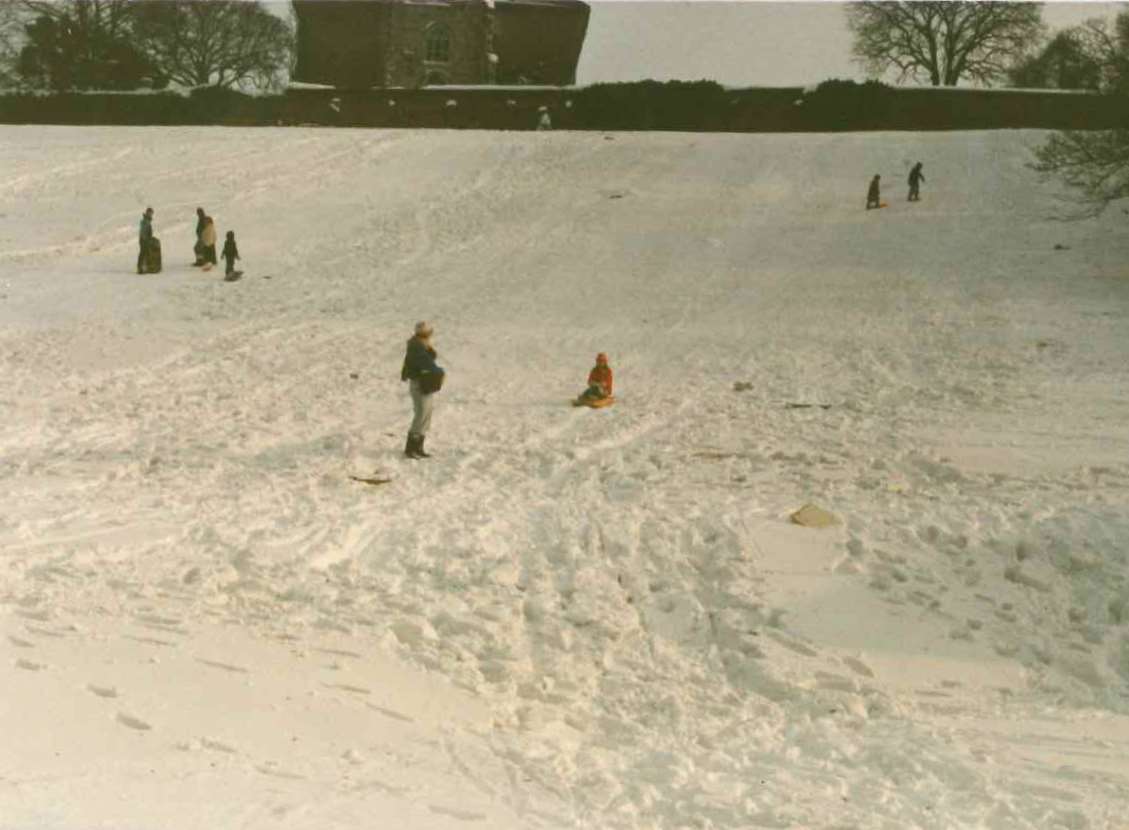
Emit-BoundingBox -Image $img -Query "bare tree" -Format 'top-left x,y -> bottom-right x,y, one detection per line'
132,0 -> 294,91
1031,130 -> 1129,217
846,1 -> 1046,86
0,1 -> 27,87
13,0 -> 153,89
1029,10 -> 1129,218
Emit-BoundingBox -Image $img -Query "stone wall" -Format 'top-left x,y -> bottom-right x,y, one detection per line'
382,3 -> 492,87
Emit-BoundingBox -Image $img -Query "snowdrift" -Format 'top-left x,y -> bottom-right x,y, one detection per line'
2,126 -> 1129,829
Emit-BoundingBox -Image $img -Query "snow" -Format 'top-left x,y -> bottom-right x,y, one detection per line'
2,125 -> 1129,829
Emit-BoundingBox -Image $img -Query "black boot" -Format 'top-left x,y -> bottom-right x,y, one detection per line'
415,435 -> 431,458
404,433 -> 420,458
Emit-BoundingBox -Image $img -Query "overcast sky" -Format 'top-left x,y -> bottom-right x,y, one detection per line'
575,2 -> 1126,86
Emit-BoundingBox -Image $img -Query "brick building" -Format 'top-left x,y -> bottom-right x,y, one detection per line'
292,0 -> 590,89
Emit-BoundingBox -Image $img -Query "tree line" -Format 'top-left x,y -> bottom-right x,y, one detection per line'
0,0 -> 294,92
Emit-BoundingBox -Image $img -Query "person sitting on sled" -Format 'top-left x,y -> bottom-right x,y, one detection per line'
579,353 -> 613,403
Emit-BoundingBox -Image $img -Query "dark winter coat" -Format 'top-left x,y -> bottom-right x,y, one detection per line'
909,165 -> 925,186
401,336 -> 440,382
867,178 -> 881,201
222,237 -> 239,262
196,211 -> 207,238
139,214 -> 153,243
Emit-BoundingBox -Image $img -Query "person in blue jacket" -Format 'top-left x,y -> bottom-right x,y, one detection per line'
137,207 -> 154,274
400,320 -> 444,459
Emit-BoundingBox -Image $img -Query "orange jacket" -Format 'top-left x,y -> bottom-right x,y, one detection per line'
587,364 -> 613,396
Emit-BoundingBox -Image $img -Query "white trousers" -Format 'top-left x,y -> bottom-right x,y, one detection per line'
409,379 -> 434,436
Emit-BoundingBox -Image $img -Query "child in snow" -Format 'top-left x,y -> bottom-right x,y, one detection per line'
222,230 -> 240,277
907,162 -> 925,202
578,353 -> 613,403
866,174 -> 882,210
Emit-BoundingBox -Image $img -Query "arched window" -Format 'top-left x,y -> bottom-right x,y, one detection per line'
424,23 -> 451,64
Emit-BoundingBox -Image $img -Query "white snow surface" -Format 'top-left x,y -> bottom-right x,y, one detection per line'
2,126 -> 1129,829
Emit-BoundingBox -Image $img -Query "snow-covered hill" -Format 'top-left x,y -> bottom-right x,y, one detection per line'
2,125 -> 1129,829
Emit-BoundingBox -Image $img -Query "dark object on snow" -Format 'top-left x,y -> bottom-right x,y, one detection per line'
785,402 -> 832,410
791,503 -> 840,528
1053,243 -> 1071,250
866,174 -> 881,209
733,381 -> 753,392
350,475 -> 392,486
143,237 -> 162,274
223,270 -> 243,282
907,162 -> 924,201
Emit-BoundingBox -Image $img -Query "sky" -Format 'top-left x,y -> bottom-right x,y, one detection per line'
574,1 -> 1126,86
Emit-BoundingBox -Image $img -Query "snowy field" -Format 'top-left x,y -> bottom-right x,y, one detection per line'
2,125 -> 1129,830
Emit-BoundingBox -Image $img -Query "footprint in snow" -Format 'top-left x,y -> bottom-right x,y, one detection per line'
125,635 -> 177,648
314,647 -> 363,659
365,703 -> 414,723
116,712 -> 152,731
324,682 -> 371,696
16,658 -> 47,671
16,609 -> 52,623
429,805 -> 486,822
8,635 -> 35,648
842,656 -> 875,678
196,658 -> 250,674
87,684 -> 119,699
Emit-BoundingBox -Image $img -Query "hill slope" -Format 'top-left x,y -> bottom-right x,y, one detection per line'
2,126 -> 1129,829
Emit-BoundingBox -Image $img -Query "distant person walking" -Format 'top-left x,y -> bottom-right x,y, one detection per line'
193,207 -> 207,265
400,321 -> 445,459
866,174 -> 882,210
221,230 -> 240,278
199,216 -> 217,269
137,207 -> 154,274
908,162 -> 925,202
536,106 -> 552,131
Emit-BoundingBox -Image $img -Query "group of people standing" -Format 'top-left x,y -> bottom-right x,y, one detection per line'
866,161 -> 926,210
136,206 -> 241,278
193,207 -> 241,278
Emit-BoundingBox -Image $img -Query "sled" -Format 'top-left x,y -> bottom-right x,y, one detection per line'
143,237 -> 162,274
350,475 -> 393,486
572,395 -> 615,409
